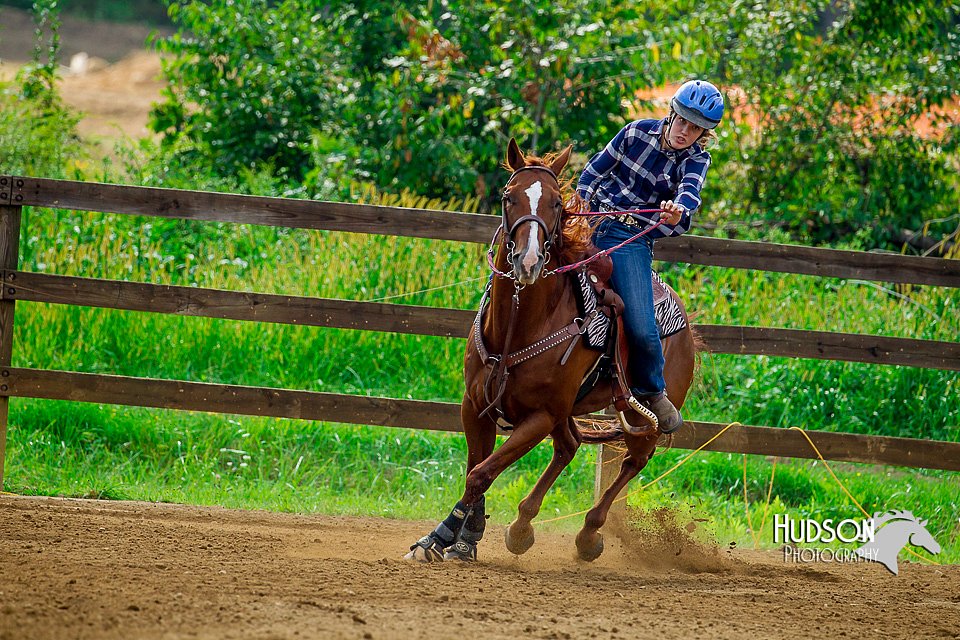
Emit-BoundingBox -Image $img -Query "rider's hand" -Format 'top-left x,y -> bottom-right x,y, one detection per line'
659,200 -> 685,226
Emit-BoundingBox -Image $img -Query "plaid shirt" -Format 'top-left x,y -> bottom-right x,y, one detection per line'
577,118 -> 711,239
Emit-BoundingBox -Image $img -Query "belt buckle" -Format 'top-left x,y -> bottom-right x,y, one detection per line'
597,203 -> 638,227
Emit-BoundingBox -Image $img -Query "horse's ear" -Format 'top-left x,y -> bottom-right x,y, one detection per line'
549,144 -> 574,177
506,138 -> 525,172
921,519 -> 928,527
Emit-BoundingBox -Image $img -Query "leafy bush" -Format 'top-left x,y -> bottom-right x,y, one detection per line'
150,0 -> 960,248
150,0 -> 354,183
152,0 -> 665,207
343,1 -> 664,204
0,0 -> 83,178
685,0 -> 960,248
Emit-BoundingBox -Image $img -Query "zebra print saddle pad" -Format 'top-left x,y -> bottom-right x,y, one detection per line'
573,269 -> 687,350
651,271 -> 688,339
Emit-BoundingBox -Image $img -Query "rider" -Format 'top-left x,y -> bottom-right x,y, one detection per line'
576,79 -> 724,433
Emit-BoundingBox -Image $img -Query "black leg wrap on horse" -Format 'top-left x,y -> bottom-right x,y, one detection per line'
434,501 -> 470,546
461,496 -> 486,543
444,536 -> 478,562
409,533 -> 446,562
443,498 -> 485,562
409,500 -> 472,561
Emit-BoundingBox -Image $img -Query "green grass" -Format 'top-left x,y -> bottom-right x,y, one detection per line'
4,200 -> 959,564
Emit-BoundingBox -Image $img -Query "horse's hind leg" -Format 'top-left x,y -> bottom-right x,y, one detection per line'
405,399 -> 496,563
505,417 -> 581,555
575,432 -> 658,561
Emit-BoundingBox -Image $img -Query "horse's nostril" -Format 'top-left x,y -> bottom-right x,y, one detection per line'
521,250 -> 542,272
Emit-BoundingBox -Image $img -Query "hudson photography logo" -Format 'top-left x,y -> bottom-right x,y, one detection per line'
774,509 -> 941,575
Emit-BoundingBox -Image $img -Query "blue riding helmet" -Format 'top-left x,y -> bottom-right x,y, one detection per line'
670,80 -> 724,130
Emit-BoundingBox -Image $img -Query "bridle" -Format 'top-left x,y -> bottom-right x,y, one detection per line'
491,164 -> 563,282
476,163 -> 576,422
475,162 -> 667,426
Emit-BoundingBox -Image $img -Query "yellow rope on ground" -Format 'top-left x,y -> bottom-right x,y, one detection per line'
756,456 -> 778,549
537,421 -> 942,568
616,421 -> 744,504
787,426 -> 940,566
744,453 -> 778,550
743,454 -> 759,548
537,421 -> 743,524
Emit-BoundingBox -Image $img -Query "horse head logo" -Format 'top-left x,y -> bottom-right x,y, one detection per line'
854,510 -> 941,575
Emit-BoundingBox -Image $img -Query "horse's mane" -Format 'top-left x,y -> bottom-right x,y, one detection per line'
512,152 -> 596,265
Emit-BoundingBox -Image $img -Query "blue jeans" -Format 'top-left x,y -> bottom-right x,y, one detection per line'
592,218 -> 665,397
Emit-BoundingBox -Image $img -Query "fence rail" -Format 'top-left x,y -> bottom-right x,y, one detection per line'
7,176 -> 960,286
0,174 -> 958,486
5,270 -> 959,370
6,367 -> 960,472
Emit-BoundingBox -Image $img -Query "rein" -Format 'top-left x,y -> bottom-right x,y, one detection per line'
487,207 -> 668,280
547,211 -> 666,275
476,162 -> 668,425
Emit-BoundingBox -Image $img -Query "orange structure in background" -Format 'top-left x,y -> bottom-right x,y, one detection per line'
631,83 -> 959,141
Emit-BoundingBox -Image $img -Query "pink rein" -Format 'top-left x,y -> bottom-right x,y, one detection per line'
486,208 -> 667,278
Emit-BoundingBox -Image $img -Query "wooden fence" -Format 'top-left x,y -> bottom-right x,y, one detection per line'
1,174 -> 959,492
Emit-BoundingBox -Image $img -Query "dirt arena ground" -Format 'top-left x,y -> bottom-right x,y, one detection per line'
1,494 -> 957,640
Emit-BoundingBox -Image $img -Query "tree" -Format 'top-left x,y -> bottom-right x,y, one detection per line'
680,0 -> 960,247
150,0 -> 354,181
350,0 -> 664,206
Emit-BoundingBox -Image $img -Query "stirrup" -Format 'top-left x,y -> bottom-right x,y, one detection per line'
405,534 -> 446,563
617,395 -> 658,435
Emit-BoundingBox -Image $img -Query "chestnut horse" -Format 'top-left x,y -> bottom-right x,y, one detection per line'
405,139 -> 697,563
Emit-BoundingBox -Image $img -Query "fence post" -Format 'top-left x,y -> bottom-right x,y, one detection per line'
593,442 -> 628,519
0,197 -> 23,489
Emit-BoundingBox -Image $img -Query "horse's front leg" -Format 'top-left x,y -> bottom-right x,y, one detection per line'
505,417 -> 581,555
441,408 -> 556,561
575,432 -> 658,561
414,407 -> 555,562
404,396 -> 496,563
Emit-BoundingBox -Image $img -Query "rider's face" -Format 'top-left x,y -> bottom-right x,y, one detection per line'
665,114 -> 705,149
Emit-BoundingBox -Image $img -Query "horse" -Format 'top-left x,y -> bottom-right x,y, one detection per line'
854,510 -> 941,574
405,138 -> 698,563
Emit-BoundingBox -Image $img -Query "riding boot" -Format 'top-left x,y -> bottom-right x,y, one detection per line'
642,391 -> 683,434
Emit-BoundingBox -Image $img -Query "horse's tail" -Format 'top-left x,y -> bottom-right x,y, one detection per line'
687,314 -> 707,376
574,416 -> 626,444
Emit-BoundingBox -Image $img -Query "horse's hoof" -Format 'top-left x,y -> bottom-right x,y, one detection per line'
442,539 -> 477,562
403,535 -> 445,563
505,520 -> 535,555
575,528 -> 604,562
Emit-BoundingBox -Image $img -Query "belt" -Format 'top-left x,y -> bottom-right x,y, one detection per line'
612,214 -> 642,226
592,201 -> 655,228
593,201 -> 644,227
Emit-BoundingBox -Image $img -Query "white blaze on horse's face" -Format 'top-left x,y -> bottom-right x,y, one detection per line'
516,180 -> 544,284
